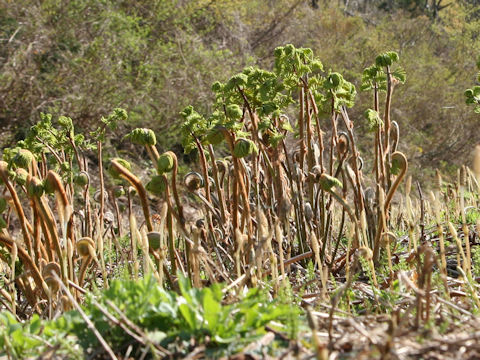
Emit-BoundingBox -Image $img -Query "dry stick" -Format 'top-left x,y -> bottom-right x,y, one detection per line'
283,250 -> 313,267
190,191 -> 222,222
459,182 -> 472,276
329,208 -> 346,269
449,222 -> 469,273
455,267 -> 480,310
416,180 -> 425,244
240,157 -> 252,215
329,255 -> 360,347
322,151 -> 349,261
429,191 -> 449,297
405,177 -> 416,251
52,272 -> 118,360
415,245 -> 434,325
275,222 -> 286,284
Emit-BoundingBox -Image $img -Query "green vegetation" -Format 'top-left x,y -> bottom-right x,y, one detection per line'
2,1 -> 480,359
1,275 -> 299,358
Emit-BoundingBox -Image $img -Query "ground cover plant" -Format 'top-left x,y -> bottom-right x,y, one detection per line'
1,45 -> 480,359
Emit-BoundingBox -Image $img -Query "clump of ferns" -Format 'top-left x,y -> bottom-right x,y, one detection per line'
0,109 -> 126,316
122,128 -> 202,287
0,157 -> 74,315
179,64 -> 297,281
173,45 -> 410,292
359,52 -> 407,265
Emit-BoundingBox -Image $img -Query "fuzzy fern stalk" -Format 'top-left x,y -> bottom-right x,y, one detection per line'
128,206 -> 140,279
76,237 -> 95,288
0,161 -> 34,255
9,240 -> 17,316
0,234 -> 48,300
109,159 -> 153,232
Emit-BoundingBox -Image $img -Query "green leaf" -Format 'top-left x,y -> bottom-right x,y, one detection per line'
392,67 -> 406,83
364,109 -> 383,132
225,73 -> 248,90
385,51 -> 399,63
202,288 -> 221,332
280,118 -> 294,133
324,72 -> 344,90
28,315 -> 42,334
178,302 -> 197,330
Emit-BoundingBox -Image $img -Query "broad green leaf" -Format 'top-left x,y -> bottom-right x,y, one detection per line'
202,288 -> 221,332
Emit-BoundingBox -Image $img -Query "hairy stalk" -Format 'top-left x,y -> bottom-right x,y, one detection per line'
0,234 -> 47,299
109,159 -> 153,232
0,162 -> 34,254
